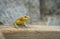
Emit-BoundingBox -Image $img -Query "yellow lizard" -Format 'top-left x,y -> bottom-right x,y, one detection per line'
13,16 -> 30,28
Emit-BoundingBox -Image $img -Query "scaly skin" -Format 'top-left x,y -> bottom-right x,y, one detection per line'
13,16 -> 30,28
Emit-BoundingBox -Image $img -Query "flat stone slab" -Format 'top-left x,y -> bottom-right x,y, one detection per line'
0,25 -> 60,33
0,25 -> 60,39
3,31 -> 60,39
0,32 -> 5,39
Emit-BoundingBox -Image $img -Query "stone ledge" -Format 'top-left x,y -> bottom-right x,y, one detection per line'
0,25 -> 60,33
0,25 -> 60,39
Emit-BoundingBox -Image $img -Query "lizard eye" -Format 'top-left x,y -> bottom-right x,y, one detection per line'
24,16 -> 27,18
24,16 -> 28,18
25,16 -> 27,18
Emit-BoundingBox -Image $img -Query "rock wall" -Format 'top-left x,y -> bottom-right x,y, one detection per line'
47,16 -> 60,26
46,0 -> 60,15
0,0 -> 40,24
0,0 -> 60,25
46,0 -> 60,26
